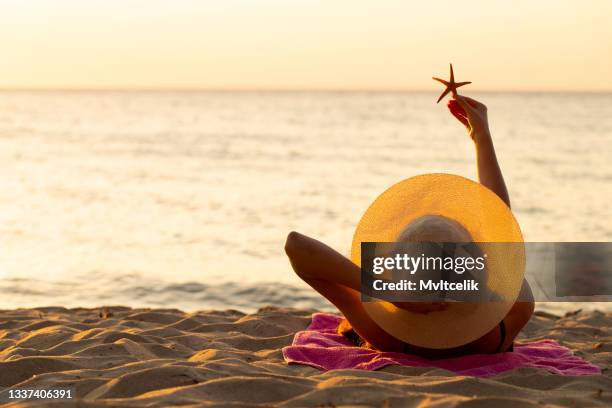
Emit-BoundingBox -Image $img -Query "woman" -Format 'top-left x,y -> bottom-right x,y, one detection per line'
284,95 -> 534,358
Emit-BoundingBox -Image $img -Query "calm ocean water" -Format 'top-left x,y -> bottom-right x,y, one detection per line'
0,91 -> 610,313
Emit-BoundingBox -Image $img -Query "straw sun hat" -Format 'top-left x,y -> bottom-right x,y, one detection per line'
351,173 -> 525,349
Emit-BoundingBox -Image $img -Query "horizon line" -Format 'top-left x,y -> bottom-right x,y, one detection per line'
0,87 -> 611,94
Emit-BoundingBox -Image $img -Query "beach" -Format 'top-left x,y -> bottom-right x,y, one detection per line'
1,1 -> 611,406
0,93 -> 609,405
0,306 -> 609,407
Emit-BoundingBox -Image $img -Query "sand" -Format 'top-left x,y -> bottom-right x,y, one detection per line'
0,306 -> 609,407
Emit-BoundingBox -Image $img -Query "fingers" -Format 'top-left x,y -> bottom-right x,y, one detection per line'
450,108 -> 469,127
448,99 -> 466,116
453,95 -> 475,114
456,95 -> 485,111
447,100 -> 469,127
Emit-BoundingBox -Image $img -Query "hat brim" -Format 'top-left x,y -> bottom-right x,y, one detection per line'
352,173 -> 525,349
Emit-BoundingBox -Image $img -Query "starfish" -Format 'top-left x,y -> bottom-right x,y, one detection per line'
432,64 -> 471,103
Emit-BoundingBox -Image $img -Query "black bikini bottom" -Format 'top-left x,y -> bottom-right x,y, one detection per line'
497,320 -> 514,352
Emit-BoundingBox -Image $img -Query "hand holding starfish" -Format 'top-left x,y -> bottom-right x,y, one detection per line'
433,64 -> 471,103
448,95 -> 490,142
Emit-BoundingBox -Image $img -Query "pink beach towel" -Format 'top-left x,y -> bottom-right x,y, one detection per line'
282,313 -> 600,377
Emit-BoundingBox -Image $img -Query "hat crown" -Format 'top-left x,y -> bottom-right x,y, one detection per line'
396,215 -> 472,244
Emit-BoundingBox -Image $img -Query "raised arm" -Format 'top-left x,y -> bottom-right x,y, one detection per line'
448,95 -> 533,349
448,96 -> 511,208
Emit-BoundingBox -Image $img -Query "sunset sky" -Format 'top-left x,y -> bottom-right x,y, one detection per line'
1,0 -> 611,91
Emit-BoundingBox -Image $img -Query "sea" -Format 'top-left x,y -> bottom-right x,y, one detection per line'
0,91 -> 610,314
